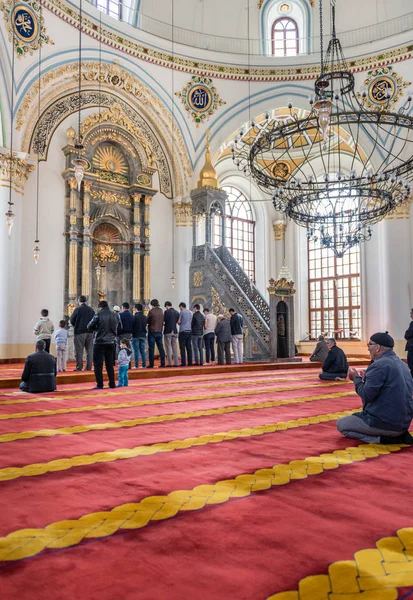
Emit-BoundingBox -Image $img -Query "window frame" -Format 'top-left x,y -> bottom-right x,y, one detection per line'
96,0 -> 123,20
308,241 -> 361,341
214,186 -> 256,283
271,17 -> 299,57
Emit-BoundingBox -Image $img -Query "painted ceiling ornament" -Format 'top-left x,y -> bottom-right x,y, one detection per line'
175,76 -> 226,127
257,0 -> 314,7
357,66 -> 411,110
0,0 -> 54,56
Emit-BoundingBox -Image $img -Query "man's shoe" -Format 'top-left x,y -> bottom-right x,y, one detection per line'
108,385 -> 116,389
73,368 -> 82,372
380,432 -> 413,445
92,386 -> 103,390
146,365 -> 154,369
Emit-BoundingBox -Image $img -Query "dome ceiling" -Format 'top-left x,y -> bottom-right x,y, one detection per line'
138,0 -> 409,44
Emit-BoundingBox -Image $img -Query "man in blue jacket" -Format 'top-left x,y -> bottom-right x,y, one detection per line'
337,331 -> 413,444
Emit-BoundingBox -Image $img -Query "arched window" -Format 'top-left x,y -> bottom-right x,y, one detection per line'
96,0 -> 123,20
272,17 -> 299,57
213,186 -> 256,282
308,241 -> 361,341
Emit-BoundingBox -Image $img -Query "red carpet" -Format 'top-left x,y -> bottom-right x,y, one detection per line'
0,365 -> 412,599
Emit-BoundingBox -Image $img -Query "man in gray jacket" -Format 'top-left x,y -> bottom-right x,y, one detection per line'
337,331 -> 413,444
215,314 -> 232,365
310,335 -> 328,362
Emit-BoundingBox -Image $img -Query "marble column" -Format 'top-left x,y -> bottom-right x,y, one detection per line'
132,192 -> 142,304
143,195 -> 152,304
273,219 -> 287,277
67,178 -> 79,311
81,180 -> 92,300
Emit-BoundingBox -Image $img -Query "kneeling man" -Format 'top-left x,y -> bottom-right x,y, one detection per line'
337,331 -> 413,444
20,339 -> 56,393
319,338 -> 348,381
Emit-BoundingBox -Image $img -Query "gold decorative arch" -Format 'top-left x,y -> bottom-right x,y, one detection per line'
17,61 -> 191,197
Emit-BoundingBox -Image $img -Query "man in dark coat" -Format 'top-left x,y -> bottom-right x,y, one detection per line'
70,295 -> 95,371
404,308 -> 413,378
337,331 -> 413,444
20,340 -> 56,393
310,335 -> 329,363
87,300 -> 119,389
215,314 -> 232,365
319,338 -> 348,380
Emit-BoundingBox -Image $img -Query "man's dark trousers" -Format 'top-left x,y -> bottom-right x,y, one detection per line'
148,332 -> 165,367
408,350 -> 413,378
93,343 -> 116,388
74,333 -> 94,370
179,331 -> 192,366
218,341 -> 231,365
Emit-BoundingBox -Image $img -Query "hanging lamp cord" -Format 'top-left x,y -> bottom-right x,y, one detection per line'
35,0 -> 42,246
77,0 -> 83,146
8,0 -> 16,212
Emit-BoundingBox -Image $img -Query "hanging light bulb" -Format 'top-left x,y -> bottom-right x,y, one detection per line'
5,209 -> 15,238
33,244 -> 40,264
313,97 -> 332,145
170,272 -> 176,289
72,153 -> 88,191
95,263 -> 102,282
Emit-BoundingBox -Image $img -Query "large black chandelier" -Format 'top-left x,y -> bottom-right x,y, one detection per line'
232,0 -> 413,257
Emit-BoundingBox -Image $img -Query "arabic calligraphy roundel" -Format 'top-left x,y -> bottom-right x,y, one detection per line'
11,4 -> 38,43
188,85 -> 213,113
368,76 -> 396,105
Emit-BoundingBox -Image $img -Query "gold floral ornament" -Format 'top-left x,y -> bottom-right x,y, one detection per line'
268,266 -> 296,300
0,0 -> 54,57
357,66 -> 411,110
175,76 -> 226,127
93,244 -> 119,264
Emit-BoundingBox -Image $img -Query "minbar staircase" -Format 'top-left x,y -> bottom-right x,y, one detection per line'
189,244 -> 271,361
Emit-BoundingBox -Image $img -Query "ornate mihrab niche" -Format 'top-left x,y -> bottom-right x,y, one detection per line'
0,0 -> 53,56
175,76 -> 226,127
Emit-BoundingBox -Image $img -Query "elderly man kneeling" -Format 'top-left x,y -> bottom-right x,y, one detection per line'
337,332 -> 413,444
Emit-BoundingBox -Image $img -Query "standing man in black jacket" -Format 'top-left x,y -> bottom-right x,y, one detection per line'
70,295 -> 95,371
164,301 -> 180,367
405,308 -> 413,378
20,340 -> 56,393
319,338 -> 348,381
87,301 -> 119,389
191,304 -> 205,366
229,308 -> 244,364
132,304 -> 147,369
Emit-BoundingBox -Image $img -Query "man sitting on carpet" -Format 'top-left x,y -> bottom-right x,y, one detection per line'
337,331 -> 413,444
20,339 -> 56,393
310,335 -> 328,363
319,338 -> 348,381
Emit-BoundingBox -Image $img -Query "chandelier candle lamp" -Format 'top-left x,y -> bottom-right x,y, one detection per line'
72,0 -> 88,191
232,0 -> 413,257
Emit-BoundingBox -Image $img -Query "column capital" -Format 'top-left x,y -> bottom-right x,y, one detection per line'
83,180 -> 93,193
0,151 -> 35,194
273,220 -> 287,241
68,178 -> 78,191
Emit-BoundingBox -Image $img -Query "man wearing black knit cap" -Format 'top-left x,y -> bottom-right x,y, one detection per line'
337,332 -> 413,444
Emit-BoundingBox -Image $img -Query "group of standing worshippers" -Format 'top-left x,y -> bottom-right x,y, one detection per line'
25,297 -> 245,391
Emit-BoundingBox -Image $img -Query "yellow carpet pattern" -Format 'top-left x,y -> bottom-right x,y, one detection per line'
268,527 -> 413,599
0,381 -> 346,420
0,440 -> 407,563
0,407 -> 359,482
0,390 -> 355,443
